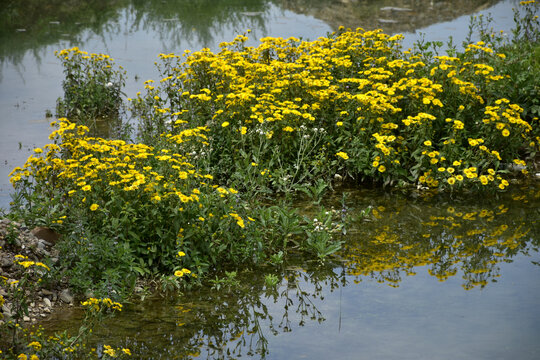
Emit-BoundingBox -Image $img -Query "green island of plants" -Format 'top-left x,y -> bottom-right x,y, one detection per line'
1,1 -> 539,358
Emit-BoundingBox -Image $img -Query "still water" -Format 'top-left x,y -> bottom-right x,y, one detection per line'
0,0 -> 524,209
41,185 -> 540,359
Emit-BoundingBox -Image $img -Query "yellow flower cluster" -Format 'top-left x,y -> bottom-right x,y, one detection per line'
14,255 -> 50,271
10,119 -> 230,208
132,27 -> 537,191
81,297 -> 123,312
55,47 -> 116,65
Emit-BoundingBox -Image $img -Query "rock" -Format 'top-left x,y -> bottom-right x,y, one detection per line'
35,247 -> 50,257
23,316 -> 30,322
380,6 -> 412,12
378,18 -> 399,24
59,289 -> 74,304
43,297 -> 52,308
31,227 -> 60,245
0,254 -> 13,268
2,303 -> 13,317
41,289 -> 54,296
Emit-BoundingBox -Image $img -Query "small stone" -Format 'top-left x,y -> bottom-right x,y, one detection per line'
35,248 -> 50,257
41,289 -> 54,296
23,316 -> 30,322
0,255 -> 13,268
59,289 -> 74,304
2,303 -> 13,317
43,297 -> 52,308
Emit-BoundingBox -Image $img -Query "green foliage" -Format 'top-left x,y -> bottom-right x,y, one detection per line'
55,47 -> 127,135
0,257 -> 51,353
296,178 -> 329,205
9,119 -> 347,300
209,271 -> 240,291
0,291 -> 131,359
268,251 -> 284,266
264,273 -> 280,288
7,0 -> 540,308
129,1 -> 540,195
303,209 -> 345,261
0,258 -> 129,359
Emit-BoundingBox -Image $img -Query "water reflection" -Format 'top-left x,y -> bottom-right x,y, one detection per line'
341,185 -> 540,290
41,184 -> 540,359
0,0 -> 128,81
278,0 -> 501,35
0,0 -> 506,72
128,0 -> 271,50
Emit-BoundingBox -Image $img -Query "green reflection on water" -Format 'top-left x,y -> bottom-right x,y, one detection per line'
0,0 -> 503,69
340,184 -> 540,290
40,183 -> 540,359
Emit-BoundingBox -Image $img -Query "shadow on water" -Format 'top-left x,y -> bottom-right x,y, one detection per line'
40,183 -> 540,359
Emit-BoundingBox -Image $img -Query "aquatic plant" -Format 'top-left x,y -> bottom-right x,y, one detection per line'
130,1 -> 539,194
55,47 -> 127,134
9,119 -> 343,296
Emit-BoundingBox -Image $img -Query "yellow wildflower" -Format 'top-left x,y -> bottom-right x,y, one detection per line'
336,152 -> 349,160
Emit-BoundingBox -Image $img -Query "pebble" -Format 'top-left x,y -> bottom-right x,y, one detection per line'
59,289 -> 74,304
43,297 -> 52,308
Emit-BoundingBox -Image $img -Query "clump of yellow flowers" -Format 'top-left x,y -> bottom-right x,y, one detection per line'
9,118 -> 254,277
132,19 -> 538,193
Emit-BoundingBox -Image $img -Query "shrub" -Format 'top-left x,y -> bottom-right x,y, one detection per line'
9,120 -> 344,295
55,47 -> 127,136
130,2 -> 539,194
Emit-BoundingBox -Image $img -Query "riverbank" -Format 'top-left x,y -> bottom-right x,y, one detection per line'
0,218 -> 74,325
